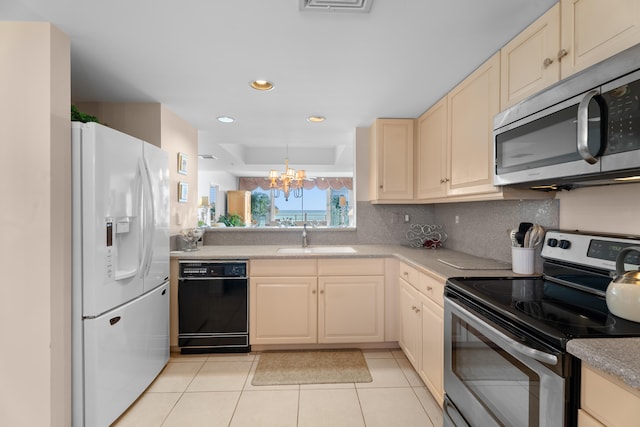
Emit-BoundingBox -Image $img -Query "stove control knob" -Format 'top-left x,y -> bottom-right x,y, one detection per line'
547,238 -> 558,247
559,239 -> 571,249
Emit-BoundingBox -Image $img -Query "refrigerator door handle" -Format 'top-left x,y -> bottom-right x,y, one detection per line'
140,158 -> 156,277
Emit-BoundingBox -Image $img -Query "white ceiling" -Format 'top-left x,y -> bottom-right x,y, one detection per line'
3,0 -> 557,177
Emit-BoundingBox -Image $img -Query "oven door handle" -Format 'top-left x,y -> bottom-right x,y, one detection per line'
450,299 -> 558,365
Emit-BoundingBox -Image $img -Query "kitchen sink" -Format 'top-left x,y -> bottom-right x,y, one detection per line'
276,246 -> 357,254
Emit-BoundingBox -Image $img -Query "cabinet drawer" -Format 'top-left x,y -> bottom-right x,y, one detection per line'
250,259 -> 317,276
318,258 -> 385,276
417,273 -> 445,307
399,261 -> 420,287
581,364 -> 640,427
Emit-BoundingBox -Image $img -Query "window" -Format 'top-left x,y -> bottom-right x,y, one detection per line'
240,177 -> 354,228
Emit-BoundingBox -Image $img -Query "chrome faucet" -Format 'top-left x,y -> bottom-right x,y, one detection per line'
302,223 -> 309,248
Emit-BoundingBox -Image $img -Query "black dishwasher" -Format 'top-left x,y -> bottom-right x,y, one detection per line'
178,260 -> 250,353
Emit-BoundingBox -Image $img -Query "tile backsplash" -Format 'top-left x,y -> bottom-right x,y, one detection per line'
190,199 -> 559,271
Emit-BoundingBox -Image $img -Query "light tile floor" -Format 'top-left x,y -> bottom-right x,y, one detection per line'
112,349 -> 443,427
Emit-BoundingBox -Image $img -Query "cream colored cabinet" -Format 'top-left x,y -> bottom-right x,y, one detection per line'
501,1 -> 640,109
227,190 -> 251,224
579,363 -> 640,427
369,118 -> 414,202
500,4 -> 561,109
398,261 -> 445,406
560,0 -> 640,78
249,259 -> 318,345
399,277 -> 420,366
250,258 -> 385,345
447,52 -> 501,197
417,291 -> 444,406
578,410 -> 605,427
318,258 -> 385,343
415,97 -> 448,200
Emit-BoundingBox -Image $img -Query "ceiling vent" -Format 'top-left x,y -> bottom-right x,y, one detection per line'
299,0 -> 373,13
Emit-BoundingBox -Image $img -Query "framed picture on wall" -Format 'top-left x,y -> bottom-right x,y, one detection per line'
178,182 -> 188,203
178,152 -> 188,175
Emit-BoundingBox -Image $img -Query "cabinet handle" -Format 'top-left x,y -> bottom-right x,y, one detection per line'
320,289 -> 325,294
427,286 -> 433,291
411,305 -> 417,311
403,271 -> 409,277
379,185 -> 383,189
312,289 -> 317,294
415,308 -> 420,313
440,177 -> 450,183
543,57 -> 553,68
557,48 -> 568,60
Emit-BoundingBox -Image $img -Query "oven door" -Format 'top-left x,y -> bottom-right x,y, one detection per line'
444,296 -> 566,427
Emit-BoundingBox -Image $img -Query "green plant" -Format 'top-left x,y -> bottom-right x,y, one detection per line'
217,213 -> 245,227
251,192 -> 270,218
71,105 -> 100,123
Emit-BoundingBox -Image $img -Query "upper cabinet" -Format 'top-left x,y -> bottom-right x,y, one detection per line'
501,4 -> 560,109
415,97 -> 448,200
502,0 -> 640,109
369,118 -> 414,202
447,52 -> 501,197
560,0 -> 640,78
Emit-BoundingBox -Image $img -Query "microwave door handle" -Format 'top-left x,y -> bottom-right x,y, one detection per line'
450,299 -> 558,365
577,89 -> 601,165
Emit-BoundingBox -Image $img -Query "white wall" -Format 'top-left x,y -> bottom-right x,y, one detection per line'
557,183 -> 640,235
355,126 -> 370,202
197,169 -> 237,221
0,22 -> 71,427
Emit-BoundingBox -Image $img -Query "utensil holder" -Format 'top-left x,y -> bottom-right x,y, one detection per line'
512,247 -> 535,275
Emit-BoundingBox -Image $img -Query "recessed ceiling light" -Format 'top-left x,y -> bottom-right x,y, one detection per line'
217,116 -> 235,123
250,80 -> 274,91
307,115 -> 326,123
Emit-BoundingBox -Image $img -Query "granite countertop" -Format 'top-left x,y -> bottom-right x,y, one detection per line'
567,338 -> 640,390
170,244 -> 517,280
172,243 -> 640,391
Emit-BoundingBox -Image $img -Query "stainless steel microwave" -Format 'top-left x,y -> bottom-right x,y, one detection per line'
493,44 -> 640,190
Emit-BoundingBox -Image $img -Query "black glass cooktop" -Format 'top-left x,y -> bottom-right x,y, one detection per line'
446,276 -> 640,349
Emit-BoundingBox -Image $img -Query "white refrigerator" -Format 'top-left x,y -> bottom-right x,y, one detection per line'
71,122 -> 170,427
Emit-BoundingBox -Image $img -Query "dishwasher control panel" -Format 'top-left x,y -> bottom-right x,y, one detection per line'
179,261 -> 247,278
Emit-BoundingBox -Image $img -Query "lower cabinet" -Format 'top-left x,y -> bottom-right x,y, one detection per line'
579,363 -> 640,427
250,258 -> 385,345
398,261 -> 445,406
250,275 -> 318,345
418,292 -> 444,404
318,275 -> 384,343
399,279 -> 420,366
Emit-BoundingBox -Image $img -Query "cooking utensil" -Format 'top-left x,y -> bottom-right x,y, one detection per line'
529,224 -> 544,248
516,222 -> 533,246
509,229 -> 519,247
606,246 -> 640,322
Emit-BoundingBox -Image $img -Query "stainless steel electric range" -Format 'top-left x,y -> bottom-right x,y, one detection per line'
443,230 -> 640,427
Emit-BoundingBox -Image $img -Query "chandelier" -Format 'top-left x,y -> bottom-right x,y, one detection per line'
268,157 -> 306,201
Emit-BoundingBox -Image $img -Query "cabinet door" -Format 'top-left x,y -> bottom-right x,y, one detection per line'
447,52 -> 501,197
249,276 -> 317,344
418,292 -> 444,406
227,190 -> 251,224
561,0 -> 640,78
399,279 -> 420,366
578,409 -> 605,427
369,118 -> 414,201
318,276 -> 384,343
500,3 -> 560,109
415,97 -> 448,200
